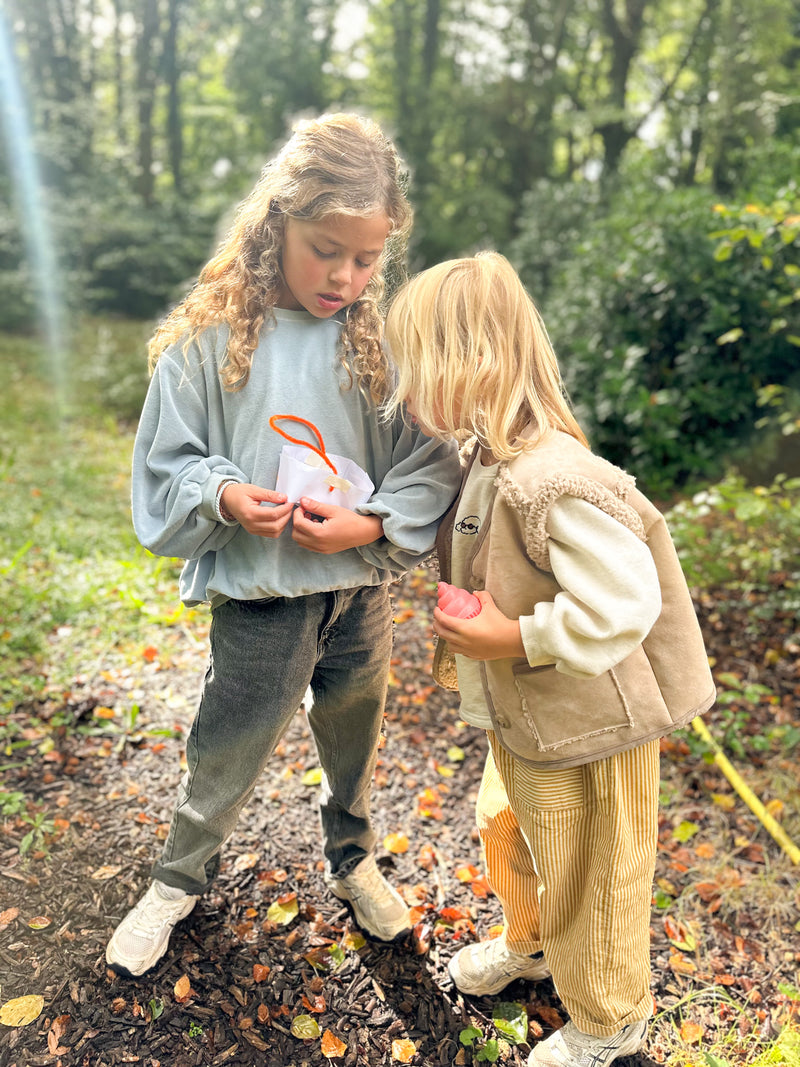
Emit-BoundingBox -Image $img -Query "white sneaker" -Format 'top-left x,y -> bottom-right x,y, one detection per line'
106,880 -> 198,977
449,936 -> 550,995
528,1019 -> 648,1066
325,855 -> 411,941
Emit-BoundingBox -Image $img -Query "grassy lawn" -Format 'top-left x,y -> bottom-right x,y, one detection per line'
0,319 -> 196,712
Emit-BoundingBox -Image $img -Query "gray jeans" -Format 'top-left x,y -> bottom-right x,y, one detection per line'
152,584 -> 393,894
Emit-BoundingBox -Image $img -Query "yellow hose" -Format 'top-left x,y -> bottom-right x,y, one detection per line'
691,716 -> 800,865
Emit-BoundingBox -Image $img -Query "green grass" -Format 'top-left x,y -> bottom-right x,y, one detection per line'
0,320 -> 190,711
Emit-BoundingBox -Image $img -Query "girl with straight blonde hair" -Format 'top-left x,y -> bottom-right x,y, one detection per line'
385,252 -> 714,1067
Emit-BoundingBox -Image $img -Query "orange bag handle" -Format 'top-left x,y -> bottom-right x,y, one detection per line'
268,414 -> 339,485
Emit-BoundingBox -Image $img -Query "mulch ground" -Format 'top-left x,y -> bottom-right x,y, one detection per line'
1,567 -> 799,1067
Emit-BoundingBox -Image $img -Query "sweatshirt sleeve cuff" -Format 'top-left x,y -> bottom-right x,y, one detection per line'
519,613 -> 557,668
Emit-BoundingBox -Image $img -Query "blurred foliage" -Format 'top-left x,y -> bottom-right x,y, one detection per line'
513,159 -> 800,495
2,0 -> 800,497
667,473 -> 800,622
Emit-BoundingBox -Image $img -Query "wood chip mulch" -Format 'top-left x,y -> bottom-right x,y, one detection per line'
1,568 -> 798,1066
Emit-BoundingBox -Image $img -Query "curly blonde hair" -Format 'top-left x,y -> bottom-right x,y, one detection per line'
384,252 -> 588,460
148,113 -> 412,403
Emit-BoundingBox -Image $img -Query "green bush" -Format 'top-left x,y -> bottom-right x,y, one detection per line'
513,177 -> 800,496
0,167 -> 220,329
666,472 -> 800,621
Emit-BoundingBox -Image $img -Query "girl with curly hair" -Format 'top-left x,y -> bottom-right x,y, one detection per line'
105,113 -> 460,977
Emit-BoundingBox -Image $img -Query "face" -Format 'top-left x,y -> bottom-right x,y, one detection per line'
404,384 -> 458,437
276,213 -> 390,317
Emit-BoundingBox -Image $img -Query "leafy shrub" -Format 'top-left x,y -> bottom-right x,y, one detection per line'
0,165 -> 220,330
513,178 -> 800,496
666,472 -> 800,621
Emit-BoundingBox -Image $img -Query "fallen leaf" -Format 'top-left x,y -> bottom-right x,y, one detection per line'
455,864 -> 480,883
252,964 -> 271,983
28,916 -> 52,930
267,892 -> 299,926
302,767 -> 323,786
94,706 -> 117,719
343,931 -> 366,951
0,908 -> 19,931
680,1020 -> 704,1044
173,975 -> 193,1002
290,1013 -> 320,1039
384,832 -> 410,854
391,1037 -> 417,1062
232,852 -> 260,872
0,994 -> 45,1027
321,1029 -> 347,1058
302,993 -> 326,1013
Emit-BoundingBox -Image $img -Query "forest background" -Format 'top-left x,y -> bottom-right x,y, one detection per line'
0,2 -> 799,1066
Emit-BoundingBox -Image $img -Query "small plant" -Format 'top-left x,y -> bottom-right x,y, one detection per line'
0,791 -> 56,857
459,1003 -> 528,1062
19,809 -> 56,857
188,1021 -> 204,1039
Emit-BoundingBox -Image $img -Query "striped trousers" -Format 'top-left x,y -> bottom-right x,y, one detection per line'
476,732 -> 659,1036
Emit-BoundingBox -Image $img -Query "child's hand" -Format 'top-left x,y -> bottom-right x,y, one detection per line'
433,591 -> 525,660
291,497 -> 384,554
220,483 -> 294,538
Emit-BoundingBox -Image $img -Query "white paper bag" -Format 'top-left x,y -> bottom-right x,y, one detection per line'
275,444 -> 374,510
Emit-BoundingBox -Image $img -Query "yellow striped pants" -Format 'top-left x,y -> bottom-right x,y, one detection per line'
477,732 -> 659,1036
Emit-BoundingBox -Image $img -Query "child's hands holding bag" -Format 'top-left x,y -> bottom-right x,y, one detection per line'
292,496 -> 383,554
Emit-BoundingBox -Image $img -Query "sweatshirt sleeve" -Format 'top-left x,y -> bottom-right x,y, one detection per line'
131,346 -> 247,560
355,423 -> 461,573
518,495 -> 662,678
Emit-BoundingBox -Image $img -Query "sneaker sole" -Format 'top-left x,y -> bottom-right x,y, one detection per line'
448,959 -> 551,996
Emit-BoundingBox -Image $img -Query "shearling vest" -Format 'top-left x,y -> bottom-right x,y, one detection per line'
434,430 -> 716,769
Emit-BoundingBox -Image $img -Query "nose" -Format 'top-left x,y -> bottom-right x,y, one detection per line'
329,259 -> 352,286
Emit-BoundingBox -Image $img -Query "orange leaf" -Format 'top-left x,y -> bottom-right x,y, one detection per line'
321,1029 -> 347,1058
253,964 -> 271,983
469,874 -> 492,899
391,1037 -> 417,1062
384,832 -> 410,854
416,844 -> 437,871
0,907 -> 19,931
143,646 -> 159,662
173,974 -> 193,1002
455,864 -> 480,883
94,706 -> 116,720
439,906 -> 470,922
669,952 -> 697,976
680,1020 -> 704,1044
302,993 -> 326,1013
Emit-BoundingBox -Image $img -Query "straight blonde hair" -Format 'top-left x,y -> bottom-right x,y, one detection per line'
384,252 -> 588,459
149,113 -> 412,402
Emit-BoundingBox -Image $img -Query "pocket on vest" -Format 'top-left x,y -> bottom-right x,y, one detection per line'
510,662 -> 634,752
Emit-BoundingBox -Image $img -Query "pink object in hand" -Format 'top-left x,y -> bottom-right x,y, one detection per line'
437,582 -> 482,619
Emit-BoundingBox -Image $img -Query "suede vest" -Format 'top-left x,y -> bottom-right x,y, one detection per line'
434,430 -> 716,768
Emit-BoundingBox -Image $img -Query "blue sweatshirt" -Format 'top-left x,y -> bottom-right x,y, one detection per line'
131,308 -> 461,605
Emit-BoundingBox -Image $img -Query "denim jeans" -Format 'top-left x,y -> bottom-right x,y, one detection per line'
152,584 -> 393,894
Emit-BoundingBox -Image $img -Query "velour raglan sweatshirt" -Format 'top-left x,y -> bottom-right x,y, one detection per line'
131,308 -> 461,606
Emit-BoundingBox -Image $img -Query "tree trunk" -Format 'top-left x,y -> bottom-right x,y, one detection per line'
163,0 -> 182,193
135,0 -> 160,205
